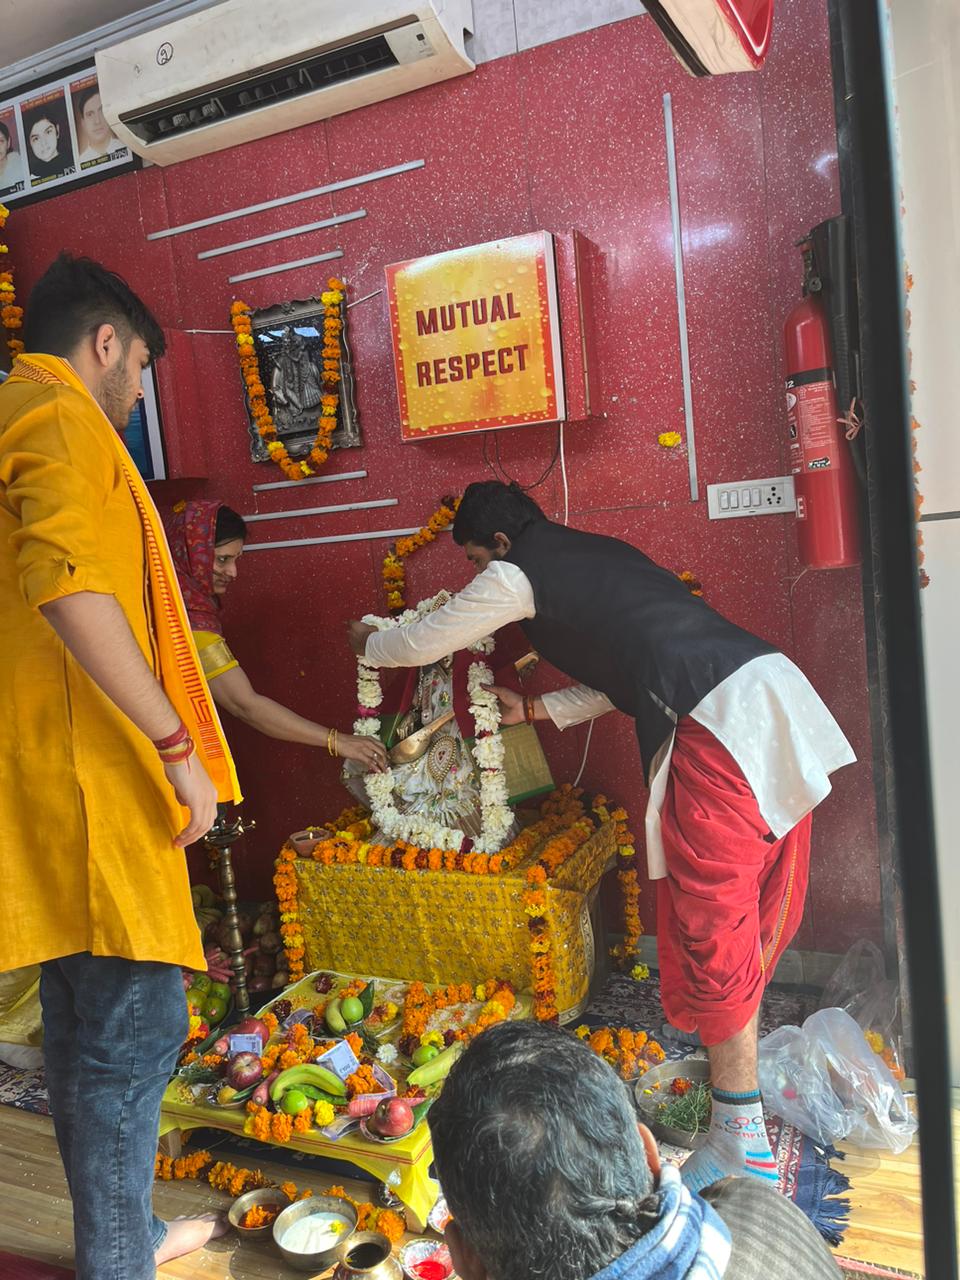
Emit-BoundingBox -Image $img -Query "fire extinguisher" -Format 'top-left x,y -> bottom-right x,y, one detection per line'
783,232 -> 861,569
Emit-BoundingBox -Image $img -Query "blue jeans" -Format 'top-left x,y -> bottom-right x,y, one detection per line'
39,953 -> 187,1280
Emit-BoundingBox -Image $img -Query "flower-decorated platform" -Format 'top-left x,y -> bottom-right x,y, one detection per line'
159,970 -> 535,1229
280,794 -> 619,1024
159,1079 -> 439,1228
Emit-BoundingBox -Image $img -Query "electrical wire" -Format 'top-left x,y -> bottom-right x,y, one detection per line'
574,718 -> 594,786
559,420 -> 570,525
481,425 -> 562,493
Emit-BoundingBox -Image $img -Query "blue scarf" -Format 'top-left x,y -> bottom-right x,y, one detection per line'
590,1167 -> 731,1280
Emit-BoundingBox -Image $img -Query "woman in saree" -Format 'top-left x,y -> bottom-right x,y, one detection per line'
164,499 -> 386,772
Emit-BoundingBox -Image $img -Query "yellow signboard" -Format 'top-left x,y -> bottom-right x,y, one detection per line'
385,231 -> 565,440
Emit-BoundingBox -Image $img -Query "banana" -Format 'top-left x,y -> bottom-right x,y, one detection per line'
269,1063 -> 347,1102
325,998 -> 347,1034
406,1040 -> 464,1088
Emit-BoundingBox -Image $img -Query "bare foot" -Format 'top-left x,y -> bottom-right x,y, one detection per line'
155,1213 -> 230,1265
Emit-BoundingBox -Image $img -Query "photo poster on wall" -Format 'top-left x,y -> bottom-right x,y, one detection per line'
385,231 -> 566,441
0,64 -> 137,206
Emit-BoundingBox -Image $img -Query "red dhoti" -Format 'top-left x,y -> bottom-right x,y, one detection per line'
656,717 -> 812,1046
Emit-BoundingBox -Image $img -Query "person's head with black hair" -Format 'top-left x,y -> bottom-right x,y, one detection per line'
22,252 -> 165,430
452,480 -> 546,572
0,120 -> 10,151
212,505 -> 247,596
429,1021 -> 662,1280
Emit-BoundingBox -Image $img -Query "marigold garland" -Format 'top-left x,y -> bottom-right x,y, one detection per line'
274,841 -> 306,982
274,786 -> 639,1011
594,798 -> 643,969
0,205 -> 25,361
154,1150 -> 406,1239
230,278 -> 345,482
382,496 -> 460,613
521,789 -> 600,1023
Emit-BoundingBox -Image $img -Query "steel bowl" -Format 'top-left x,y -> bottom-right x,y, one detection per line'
634,1056 -> 711,1150
228,1187 -> 291,1240
273,1194 -> 358,1273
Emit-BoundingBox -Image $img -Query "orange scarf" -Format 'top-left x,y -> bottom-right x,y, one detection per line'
8,354 -> 241,805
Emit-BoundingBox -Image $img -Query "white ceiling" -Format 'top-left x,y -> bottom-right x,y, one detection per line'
0,0 -> 225,93
0,0 -> 163,68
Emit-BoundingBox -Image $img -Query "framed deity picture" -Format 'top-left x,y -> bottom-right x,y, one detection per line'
239,295 -> 361,464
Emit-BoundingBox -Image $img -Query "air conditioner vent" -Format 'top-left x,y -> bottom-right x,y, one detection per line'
123,34 -> 401,144
96,0 -> 474,167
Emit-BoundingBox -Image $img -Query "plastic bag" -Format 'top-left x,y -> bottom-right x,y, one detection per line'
819,940 -> 886,1013
758,1007 -> 917,1153
819,941 -> 905,1079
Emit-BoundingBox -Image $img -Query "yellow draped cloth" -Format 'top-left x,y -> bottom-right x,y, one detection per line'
0,354 -> 240,973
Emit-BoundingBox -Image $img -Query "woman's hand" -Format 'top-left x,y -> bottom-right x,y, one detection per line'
490,685 -> 526,726
337,732 -> 389,773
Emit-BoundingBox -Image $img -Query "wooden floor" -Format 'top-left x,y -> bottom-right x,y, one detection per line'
0,1108 -> 409,1278
833,1134 -> 924,1274
0,1106 -> 928,1277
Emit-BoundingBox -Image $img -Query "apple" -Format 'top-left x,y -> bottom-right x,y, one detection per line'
226,1052 -> 263,1090
412,1044 -> 439,1067
232,1016 -> 270,1049
371,1097 -> 414,1138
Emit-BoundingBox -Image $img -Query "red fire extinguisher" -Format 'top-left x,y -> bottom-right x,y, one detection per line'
783,241 -> 861,569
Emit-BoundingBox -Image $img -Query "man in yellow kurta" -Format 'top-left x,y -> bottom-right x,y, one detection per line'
0,253 -> 240,1279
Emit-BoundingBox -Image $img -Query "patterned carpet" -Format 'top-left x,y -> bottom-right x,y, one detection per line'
583,970 -> 820,1041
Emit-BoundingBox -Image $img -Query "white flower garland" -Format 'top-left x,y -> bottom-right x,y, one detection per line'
466,661 -> 514,853
354,594 -> 511,855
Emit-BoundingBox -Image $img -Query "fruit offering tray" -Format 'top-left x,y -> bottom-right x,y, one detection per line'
160,970 -> 532,1229
258,970 -> 531,1051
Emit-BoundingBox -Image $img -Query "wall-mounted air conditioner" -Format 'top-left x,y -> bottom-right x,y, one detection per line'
96,0 -> 474,167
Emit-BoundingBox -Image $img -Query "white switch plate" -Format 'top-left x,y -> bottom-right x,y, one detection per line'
706,475 -> 796,520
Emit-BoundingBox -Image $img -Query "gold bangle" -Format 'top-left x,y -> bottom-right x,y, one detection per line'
333,729 -> 339,758
326,728 -> 334,756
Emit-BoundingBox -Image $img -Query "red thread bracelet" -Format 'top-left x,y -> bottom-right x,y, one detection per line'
158,738 -> 195,765
153,722 -> 190,751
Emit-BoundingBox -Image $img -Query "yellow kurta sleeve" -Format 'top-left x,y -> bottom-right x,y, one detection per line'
193,629 -> 240,680
0,385 -> 118,609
